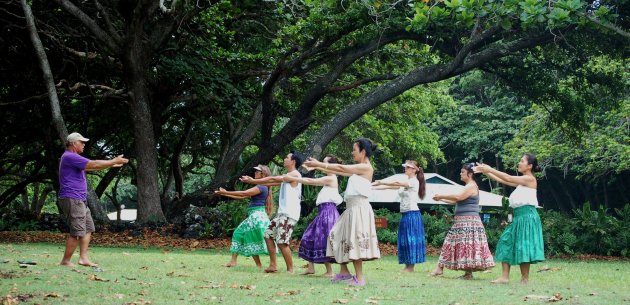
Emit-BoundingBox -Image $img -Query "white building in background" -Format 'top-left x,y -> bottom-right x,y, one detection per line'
106,209 -> 137,221
369,173 -> 505,211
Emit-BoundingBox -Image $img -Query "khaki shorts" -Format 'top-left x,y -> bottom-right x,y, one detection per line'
59,198 -> 95,237
264,214 -> 297,245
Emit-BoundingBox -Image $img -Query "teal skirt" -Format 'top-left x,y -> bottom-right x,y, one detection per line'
494,205 -> 545,265
230,206 -> 270,256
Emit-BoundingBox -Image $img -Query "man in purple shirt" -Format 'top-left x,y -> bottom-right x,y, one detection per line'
59,132 -> 129,267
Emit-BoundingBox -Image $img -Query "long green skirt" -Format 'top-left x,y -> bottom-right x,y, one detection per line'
494,205 -> 545,265
230,206 -> 270,256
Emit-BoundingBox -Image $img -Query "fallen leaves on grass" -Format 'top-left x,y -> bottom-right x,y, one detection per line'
332,299 -> 349,304
229,284 -> 256,290
195,284 -> 224,289
87,274 -> 110,282
123,299 -> 152,305
365,298 -> 379,304
1,295 -> 19,305
0,230 -> 410,255
588,292 -> 598,296
275,290 -> 300,296
166,271 -> 190,277
537,266 -> 561,272
0,271 -> 19,279
523,293 -> 563,302
44,293 -> 62,298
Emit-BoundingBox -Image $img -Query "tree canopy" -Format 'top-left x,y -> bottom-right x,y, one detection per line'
0,0 -> 628,222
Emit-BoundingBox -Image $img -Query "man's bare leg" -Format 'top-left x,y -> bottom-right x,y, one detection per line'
278,244 -> 293,273
264,238 -> 278,273
77,233 -> 97,267
60,235 -> 79,266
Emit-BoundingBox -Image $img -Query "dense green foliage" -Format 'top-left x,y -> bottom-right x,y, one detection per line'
369,204 -> 630,258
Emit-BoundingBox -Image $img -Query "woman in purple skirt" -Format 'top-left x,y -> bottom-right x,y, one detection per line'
283,155 -> 342,277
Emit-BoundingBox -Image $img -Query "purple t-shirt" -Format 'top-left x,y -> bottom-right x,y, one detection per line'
59,151 -> 90,201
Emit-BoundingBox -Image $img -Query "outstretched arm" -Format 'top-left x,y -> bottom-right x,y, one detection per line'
284,175 -> 335,187
215,186 -> 262,199
85,155 -> 129,171
373,180 -> 410,188
303,158 -> 371,177
484,172 -> 518,187
433,186 -> 477,203
476,163 -> 535,187
240,175 -> 283,186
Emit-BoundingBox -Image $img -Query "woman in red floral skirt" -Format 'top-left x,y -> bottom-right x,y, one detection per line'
430,163 -> 495,279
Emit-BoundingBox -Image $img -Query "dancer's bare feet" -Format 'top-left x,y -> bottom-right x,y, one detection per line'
459,273 -> 473,280
300,269 -> 315,275
321,272 -> 334,278
264,266 -> 278,273
402,267 -> 415,272
59,261 -> 75,267
491,277 -> 509,284
224,262 -> 237,268
78,259 -> 98,267
430,268 -> 443,276
286,268 -> 294,274
520,278 -> 529,284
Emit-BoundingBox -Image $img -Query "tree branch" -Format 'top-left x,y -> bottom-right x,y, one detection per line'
94,0 -> 122,42
586,15 -> 630,40
21,0 -> 68,145
53,0 -> 120,53
327,74 -> 398,93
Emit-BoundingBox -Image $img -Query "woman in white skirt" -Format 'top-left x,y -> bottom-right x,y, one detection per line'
303,138 -> 380,286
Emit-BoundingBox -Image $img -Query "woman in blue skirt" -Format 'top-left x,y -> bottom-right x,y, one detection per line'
476,153 -> 544,284
373,160 -> 426,272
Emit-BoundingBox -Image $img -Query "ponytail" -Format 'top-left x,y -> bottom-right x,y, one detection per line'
407,160 -> 426,200
417,167 -> 426,200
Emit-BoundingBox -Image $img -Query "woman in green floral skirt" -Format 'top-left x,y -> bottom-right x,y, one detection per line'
215,165 -> 273,268
475,154 -> 544,284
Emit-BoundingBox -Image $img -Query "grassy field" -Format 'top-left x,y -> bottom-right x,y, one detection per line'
1,243 -> 629,305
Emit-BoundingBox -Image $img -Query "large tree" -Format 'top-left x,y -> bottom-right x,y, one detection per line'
1,0 -> 628,221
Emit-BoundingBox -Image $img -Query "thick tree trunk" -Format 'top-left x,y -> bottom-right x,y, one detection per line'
87,189 -> 108,223
122,45 -> 166,224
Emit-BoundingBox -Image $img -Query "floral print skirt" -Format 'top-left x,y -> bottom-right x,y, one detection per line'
326,196 -> 380,263
230,206 -> 270,256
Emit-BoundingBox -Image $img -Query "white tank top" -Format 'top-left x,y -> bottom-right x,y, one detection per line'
316,185 -> 343,206
278,171 -> 302,220
509,185 -> 538,208
344,174 -> 372,199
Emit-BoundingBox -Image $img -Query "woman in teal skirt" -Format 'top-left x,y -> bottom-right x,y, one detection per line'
476,153 -> 544,284
215,165 -> 273,269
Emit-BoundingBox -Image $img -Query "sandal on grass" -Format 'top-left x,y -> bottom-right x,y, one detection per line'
331,273 -> 353,283
17,260 -> 37,265
347,276 -> 366,286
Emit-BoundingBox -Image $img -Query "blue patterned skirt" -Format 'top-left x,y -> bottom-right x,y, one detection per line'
397,210 -> 426,264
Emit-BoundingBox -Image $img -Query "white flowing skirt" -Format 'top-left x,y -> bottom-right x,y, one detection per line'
326,196 -> 380,263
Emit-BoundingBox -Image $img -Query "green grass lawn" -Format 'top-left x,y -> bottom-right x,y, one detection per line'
1,243 -> 629,305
